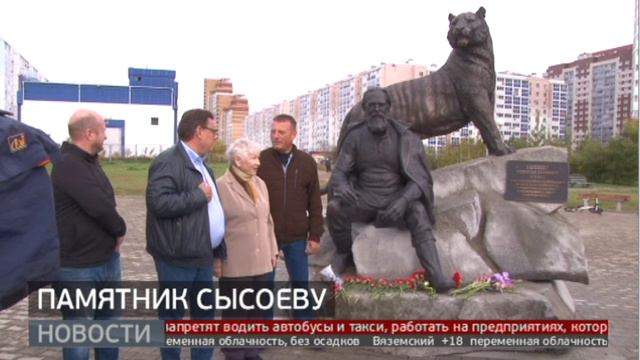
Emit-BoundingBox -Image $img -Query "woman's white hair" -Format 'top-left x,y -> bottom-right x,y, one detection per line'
226,138 -> 262,166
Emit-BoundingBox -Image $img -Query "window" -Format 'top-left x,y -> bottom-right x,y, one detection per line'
151,117 -> 159,126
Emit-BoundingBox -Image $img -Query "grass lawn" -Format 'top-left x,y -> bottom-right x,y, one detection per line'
101,159 -> 229,196
567,183 -> 638,213
101,159 -> 638,213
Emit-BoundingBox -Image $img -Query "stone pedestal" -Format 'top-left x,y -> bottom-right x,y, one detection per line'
310,147 -> 588,336
312,147 -> 587,284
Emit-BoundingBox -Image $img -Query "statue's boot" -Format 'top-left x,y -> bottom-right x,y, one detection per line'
414,240 -> 455,293
331,252 -> 353,276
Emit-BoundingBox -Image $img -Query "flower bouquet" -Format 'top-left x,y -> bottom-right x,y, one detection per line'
450,272 -> 515,299
324,267 -> 465,299
336,270 -> 436,299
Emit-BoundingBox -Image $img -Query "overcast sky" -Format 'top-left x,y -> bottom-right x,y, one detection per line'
1,0 -> 636,112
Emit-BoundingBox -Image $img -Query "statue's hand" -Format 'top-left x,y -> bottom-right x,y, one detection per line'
379,197 -> 408,225
334,186 -> 357,204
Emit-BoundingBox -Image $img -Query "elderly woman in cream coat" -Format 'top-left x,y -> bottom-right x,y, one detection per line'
217,138 -> 278,360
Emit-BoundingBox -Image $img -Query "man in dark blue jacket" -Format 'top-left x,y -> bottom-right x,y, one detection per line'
146,109 -> 226,360
51,109 -> 127,360
0,110 -> 60,311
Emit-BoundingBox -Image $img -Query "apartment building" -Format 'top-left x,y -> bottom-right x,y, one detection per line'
493,72 -> 567,142
203,78 -> 248,145
546,45 -> 634,146
246,63 -> 429,152
223,95 -> 249,145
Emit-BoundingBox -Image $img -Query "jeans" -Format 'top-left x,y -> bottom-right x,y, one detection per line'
280,239 -> 312,320
57,252 -> 121,360
154,258 -> 215,360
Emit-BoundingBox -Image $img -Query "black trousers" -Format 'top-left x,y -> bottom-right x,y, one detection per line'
220,271 -> 273,360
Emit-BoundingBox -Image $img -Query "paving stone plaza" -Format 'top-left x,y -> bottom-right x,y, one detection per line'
0,197 -> 637,359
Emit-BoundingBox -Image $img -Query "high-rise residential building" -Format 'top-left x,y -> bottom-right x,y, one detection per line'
244,112 -> 262,148
362,63 -> 429,89
247,64 -> 568,153
204,78 -> 232,112
245,101 -> 291,149
222,95 -> 249,145
203,78 -> 248,145
529,76 -> 568,140
0,38 -> 47,116
335,75 -> 359,139
491,72 -> 567,143
424,72 -> 566,153
633,0 -> 639,119
314,84 -> 338,151
246,63 -> 429,152
294,93 -> 314,150
424,73 -> 568,153
546,45 -> 634,146
493,72 -> 532,140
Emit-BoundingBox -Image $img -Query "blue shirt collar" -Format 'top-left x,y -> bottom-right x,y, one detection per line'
181,141 -> 205,164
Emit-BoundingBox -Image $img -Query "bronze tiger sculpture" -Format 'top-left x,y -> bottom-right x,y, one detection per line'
338,7 -> 513,156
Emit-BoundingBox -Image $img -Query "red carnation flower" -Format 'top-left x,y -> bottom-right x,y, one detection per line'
453,272 -> 464,288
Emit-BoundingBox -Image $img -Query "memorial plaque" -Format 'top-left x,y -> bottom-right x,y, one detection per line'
505,161 -> 568,203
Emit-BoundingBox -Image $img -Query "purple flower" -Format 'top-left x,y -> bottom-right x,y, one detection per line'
490,272 -> 513,289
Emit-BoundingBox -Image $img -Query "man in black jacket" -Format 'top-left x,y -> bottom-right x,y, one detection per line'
146,109 -> 226,360
51,109 -> 126,360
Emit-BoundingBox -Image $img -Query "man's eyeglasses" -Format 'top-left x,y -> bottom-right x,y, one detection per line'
202,127 -> 219,135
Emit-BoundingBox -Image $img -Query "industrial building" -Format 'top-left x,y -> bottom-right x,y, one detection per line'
19,68 -> 178,157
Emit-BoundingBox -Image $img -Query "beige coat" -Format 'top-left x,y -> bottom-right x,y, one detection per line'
217,171 -> 278,278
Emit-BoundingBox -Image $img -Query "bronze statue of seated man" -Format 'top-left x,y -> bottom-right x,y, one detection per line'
327,87 -> 455,293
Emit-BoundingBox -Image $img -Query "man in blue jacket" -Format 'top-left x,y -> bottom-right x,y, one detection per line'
146,109 -> 226,360
0,110 -> 60,311
51,109 -> 127,360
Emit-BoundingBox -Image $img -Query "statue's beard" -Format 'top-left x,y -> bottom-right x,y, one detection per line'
367,116 -> 388,135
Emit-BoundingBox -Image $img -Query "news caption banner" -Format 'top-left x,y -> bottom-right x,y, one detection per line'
28,283 -> 608,348
28,281 -> 336,319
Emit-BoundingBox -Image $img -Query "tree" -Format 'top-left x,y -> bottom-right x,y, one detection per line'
606,120 -> 638,185
570,138 -> 608,182
208,142 -> 228,163
425,139 -> 487,169
569,119 -> 638,186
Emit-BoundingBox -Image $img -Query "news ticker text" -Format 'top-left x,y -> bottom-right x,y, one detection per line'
29,320 -> 609,348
